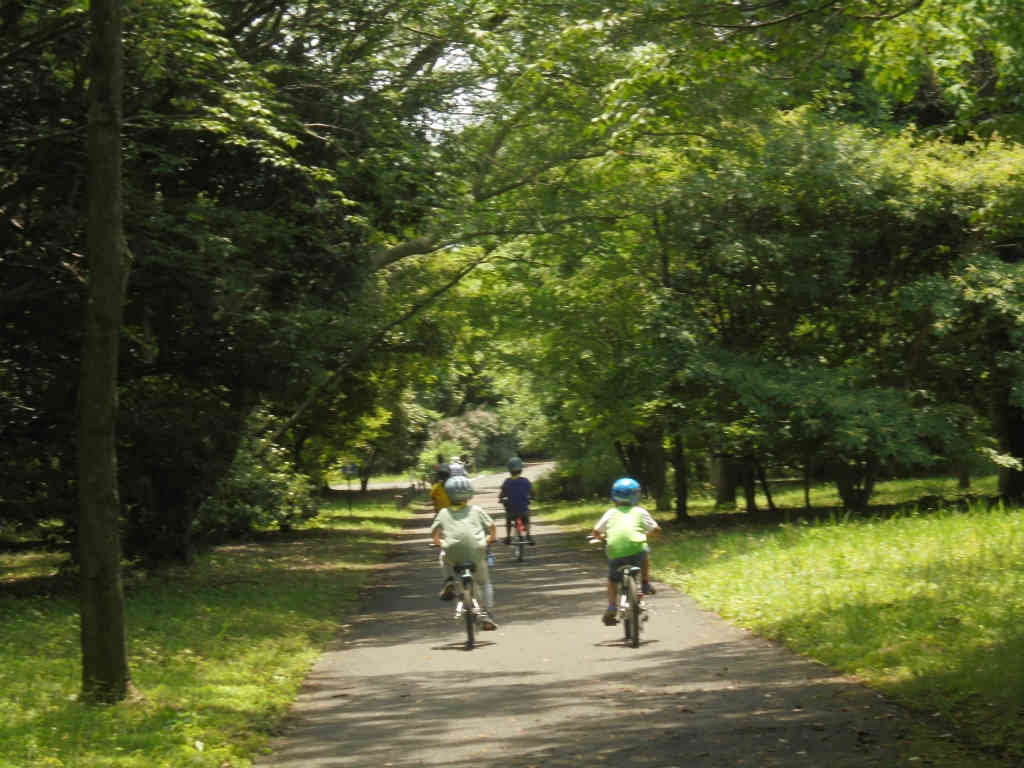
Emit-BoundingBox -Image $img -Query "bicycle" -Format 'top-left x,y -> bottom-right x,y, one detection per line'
507,515 -> 528,562
451,560 -> 481,649
589,537 -> 649,648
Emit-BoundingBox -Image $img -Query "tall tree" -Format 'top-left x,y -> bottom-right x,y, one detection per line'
77,0 -> 129,702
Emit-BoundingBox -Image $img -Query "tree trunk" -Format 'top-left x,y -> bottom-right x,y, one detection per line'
755,458 -> 776,514
996,397 -> 1024,503
78,0 -> 129,703
616,428 -> 667,510
713,456 -> 738,509
740,458 -> 758,513
803,462 -> 812,509
614,439 -> 642,480
643,426 -> 668,512
670,434 -> 689,522
956,464 -> 971,490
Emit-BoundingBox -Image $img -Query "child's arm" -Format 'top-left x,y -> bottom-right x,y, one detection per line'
486,522 -> 497,545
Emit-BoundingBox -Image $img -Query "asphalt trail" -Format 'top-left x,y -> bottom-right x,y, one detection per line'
257,463 -> 959,768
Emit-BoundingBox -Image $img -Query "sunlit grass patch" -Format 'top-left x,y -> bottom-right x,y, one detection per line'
0,549 -> 69,582
0,496 -> 405,767
537,500 -> 606,532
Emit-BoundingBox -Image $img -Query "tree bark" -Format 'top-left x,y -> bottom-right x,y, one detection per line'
643,426 -> 668,512
995,388 -> 1024,503
712,456 -> 738,509
755,457 -> 776,514
740,457 -> 758,513
670,434 -> 689,522
78,0 -> 129,703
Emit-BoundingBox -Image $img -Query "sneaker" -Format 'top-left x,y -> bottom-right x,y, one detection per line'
480,613 -> 498,630
642,582 -> 656,595
527,536 -> 536,545
439,579 -> 456,601
602,607 -> 618,626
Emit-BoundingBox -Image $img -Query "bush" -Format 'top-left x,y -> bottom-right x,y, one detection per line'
421,408 -> 522,474
194,412 -> 317,542
534,446 -> 623,501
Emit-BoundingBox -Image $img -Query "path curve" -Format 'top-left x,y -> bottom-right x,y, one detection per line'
258,463 -> 949,767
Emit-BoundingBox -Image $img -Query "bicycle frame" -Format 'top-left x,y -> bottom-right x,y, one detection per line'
452,562 -> 480,649
616,564 -> 646,648
512,517 -> 526,562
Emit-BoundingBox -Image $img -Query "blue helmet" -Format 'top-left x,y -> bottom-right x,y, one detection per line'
507,456 -> 523,473
611,477 -> 640,505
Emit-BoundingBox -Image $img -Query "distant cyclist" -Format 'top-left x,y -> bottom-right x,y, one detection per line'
430,463 -> 452,520
432,475 -> 499,630
430,463 -> 456,601
499,456 -> 535,545
589,477 -> 660,626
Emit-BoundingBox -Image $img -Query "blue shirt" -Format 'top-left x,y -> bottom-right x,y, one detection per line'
500,475 -> 533,515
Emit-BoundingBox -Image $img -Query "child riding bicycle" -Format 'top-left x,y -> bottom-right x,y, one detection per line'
589,477 -> 660,626
498,456 -> 535,545
431,475 -> 499,630
430,463 -> 456,600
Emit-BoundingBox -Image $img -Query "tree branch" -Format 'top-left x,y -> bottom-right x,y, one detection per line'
267,248 -> 494,444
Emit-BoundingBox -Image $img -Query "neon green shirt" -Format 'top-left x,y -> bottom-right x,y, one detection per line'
597,505 -> 656,559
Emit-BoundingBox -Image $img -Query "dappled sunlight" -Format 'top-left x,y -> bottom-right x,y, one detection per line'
0,550 -> 68,581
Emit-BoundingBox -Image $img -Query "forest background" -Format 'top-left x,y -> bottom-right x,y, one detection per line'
3,0 -> 1024,709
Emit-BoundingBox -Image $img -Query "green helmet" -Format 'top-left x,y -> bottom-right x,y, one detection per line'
507,456 -> 523,473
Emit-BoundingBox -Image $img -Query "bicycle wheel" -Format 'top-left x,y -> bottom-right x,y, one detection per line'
463,583 -> 475,649
620,579 -> 631,641
625,573 -> 640,648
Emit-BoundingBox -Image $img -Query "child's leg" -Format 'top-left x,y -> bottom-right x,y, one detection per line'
607,580 -> 617,605
440,549 -> 454,579
474,555 -> 493,610
640,552 -> 655,594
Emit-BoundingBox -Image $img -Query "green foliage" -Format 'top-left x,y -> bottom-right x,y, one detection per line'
534,448 -> 624,502
426,408 -> 515,469
196,411 -> 317,542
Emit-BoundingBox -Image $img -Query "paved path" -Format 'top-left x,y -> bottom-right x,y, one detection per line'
258,464 -> 954,767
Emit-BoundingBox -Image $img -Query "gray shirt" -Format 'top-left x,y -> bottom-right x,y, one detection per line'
431,504 -> 492,564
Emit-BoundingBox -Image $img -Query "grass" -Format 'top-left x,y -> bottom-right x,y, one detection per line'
542,474 -> 1022,764
0,491 -> 408,768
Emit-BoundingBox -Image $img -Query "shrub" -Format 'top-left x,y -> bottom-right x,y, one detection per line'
194,411 -> 317,542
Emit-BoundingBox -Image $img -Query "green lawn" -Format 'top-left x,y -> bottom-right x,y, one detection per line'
0,492 -> 409,768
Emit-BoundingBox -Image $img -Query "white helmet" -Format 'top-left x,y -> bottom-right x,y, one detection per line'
444,475 -> 474,502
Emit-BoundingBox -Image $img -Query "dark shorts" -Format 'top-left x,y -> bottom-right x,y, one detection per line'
607,551 -> 646,582
505,508 -> 530,522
